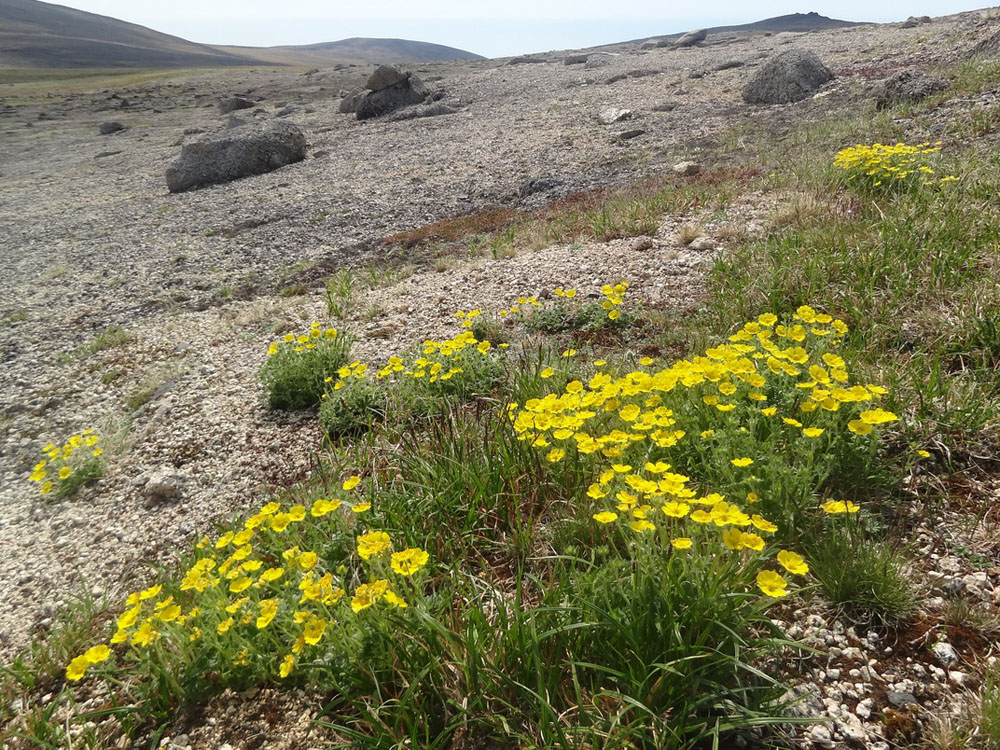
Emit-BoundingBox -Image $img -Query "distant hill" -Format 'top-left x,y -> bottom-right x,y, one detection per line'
215,38 -> 486,66
0,0 -> 483,70
622,12 -> 866,47
0,0 -> 266,68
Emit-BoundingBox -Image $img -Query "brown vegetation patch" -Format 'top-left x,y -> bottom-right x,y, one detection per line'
383,208 -> 515,247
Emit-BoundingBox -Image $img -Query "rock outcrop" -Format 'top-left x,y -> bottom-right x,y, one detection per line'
355,65 -> 429,120
741,49 -> 832,104
165,120 -> 307,193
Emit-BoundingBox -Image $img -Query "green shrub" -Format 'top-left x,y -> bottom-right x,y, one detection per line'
258,324 -> 353,410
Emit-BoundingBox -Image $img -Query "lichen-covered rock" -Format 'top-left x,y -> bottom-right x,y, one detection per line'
165,120 -> 306,193
741,49 -> 832,104
355,65 -> 429,120
874,69 -> 949,109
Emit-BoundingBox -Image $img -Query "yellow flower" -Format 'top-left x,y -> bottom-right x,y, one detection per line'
540,367 -> 555,379
256,599 -> 279,629
217,617 -> 234,635
661,501 -> 690,518
546,448 -> 566,463
777,550 -> 810,575
629,520 -> 655,533
730,457 -> 754,467
593,511 -> 618,524
757,570 -> 788,598
279,654 -> 295,678
848,420 -> 873,435
342,476 -> 361,491
802,427 -> 825,438
357,531 -> 392,560
66,654 -> 91,681
915,449 -> 931,458
351,579 -> 389,612
310,498 -> 341,516
58,466 -> 73,480
269,513 -> 292,532
859,408 -> 897,425
383,590 -> 408,608
390,547 -> 429,576
821,500 -> 860,514
670,537 -> 692,549
751,514 -> 778,533
303,615 -> 327,645
352,502 -> 371,514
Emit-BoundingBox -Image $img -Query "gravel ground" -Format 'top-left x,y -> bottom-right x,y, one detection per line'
2,8 -> 1000,748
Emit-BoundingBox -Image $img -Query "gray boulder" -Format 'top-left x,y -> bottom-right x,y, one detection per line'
98,121 -> 125,135
741,49 -> 832,104
675,29 -> 708,47
355,65 -> 429,120
386,103 -> 458,122
339,87 -> 365,114
218,96 -> 255,114
564,54 -> 589,65
584,55 -> 611,69
874,69 -> 948,109
165,120 -> 307,193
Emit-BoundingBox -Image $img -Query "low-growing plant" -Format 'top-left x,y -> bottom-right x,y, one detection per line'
28,429 -> 104,498
259,323 -> 353,410
806,528 -> 914,622
319,330 -> 506,438
832,141 -> 955,193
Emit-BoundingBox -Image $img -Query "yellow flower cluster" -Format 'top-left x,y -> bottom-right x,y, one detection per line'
833,141 -> 955,189
326,330 -> 503,394
599,282 -> 629,321
28,429 -> 103,496
67,477 -> 430,682
510,304 -> 896,598
267,322 -> 338,356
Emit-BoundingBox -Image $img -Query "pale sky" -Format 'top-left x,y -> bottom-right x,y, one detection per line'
50,0 -> 993,57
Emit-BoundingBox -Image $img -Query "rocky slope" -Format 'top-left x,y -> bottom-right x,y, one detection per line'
2,8 -> 1000,748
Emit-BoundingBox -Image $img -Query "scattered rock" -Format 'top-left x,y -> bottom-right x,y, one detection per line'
932,641 -> 960,666
874,69 -> 949,109
141,468 -> 185,505
640,41 -> 659,50
617,129 -> 645,141
564,54 -> 589,65
356,65 -> 429,120
675,29 -> 708,48
584,55 -> 611,69
98,121 -> 125,135
507,56 -> 547,65
741,48 -> 833,104
165,120 -> 307,193
652,101 -> 678,112
715,59 -> 744,71
689,236 -> 716,251
672,160 -> 701,176
887,690 -> 919,707
598,107 -> 632,124
94,150 -> 122,159
386,103 -> 458,122
217,96 -> 255,115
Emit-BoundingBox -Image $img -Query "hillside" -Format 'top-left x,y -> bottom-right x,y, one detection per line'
618,11 -> 866,47
0,0 -> 265,68
0,0 -> 482,70
215,37 -> 485,66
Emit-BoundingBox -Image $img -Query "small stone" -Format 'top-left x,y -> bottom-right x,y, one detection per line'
598,107 -> 632,124
672,160 -> 701,176
856,698 -> 874,719
142,468 -> 186,505
887,690 -> 918,707
809,724 -> 834,748
932,641 -> 960,666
